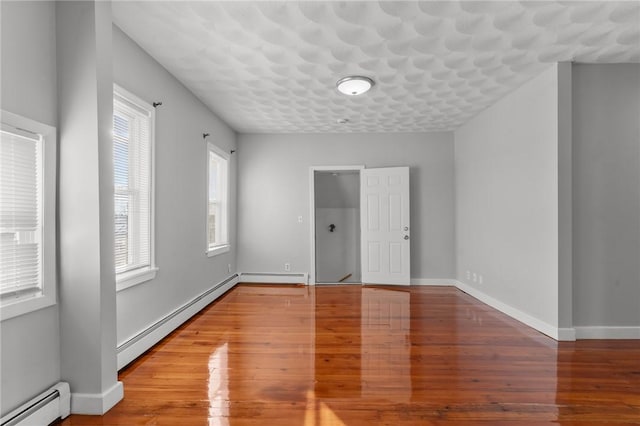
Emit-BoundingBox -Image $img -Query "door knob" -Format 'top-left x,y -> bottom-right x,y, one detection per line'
404,235 -> 409,240
404,226 -> 409,231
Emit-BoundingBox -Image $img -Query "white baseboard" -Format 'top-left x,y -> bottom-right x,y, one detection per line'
117,274 -> 239,370
557,327 -> 577,341
574,326 -> 640,339
240,272 -> 309,284
454,280 -> 575,341
410,278 -> 457,286
71,381 -> 123,415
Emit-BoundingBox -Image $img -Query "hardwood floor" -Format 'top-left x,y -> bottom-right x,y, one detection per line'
59,284 -> 640,425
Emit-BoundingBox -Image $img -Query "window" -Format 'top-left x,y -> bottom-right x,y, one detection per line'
113,85 -> 156,290
0,111 -> 56,320
207,143 -> 229,256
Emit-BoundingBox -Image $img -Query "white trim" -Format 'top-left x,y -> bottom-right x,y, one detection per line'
417,279 -> 639,341
112,85 -> 157,292
117,274 -> 239,370
574,326 -> 640,339
206,142 -> 230,254
240,272 -> 309,284
116,267 -> 158,292
71,381 -> 123,415
558,327 -> 577,341
232,273 -> 638,340
454,280 -> 573,341
410,278 -> 457,286
207,244 -> 230,258
0,292 -> 57,322
309,165 -> 365,285
0,110 -> 57,321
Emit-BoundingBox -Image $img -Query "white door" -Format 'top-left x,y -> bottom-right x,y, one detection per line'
360,167 -> 410,285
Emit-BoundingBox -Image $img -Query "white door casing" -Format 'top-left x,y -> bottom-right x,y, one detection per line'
360,167 -> 410,285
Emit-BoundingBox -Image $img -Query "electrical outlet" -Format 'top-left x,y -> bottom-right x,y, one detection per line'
479,275 -> 483,284
284,263 -> 291,272
297,216 -> 303,223
228,264 -> 232,273
472,273 -> 477,282
466,270 -> 471,280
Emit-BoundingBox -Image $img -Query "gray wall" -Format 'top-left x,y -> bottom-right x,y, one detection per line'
315,208 -> 359,283
455,65 -> 560,329
315,172 -> 360,209
113,26 -> 238,345
237,132 -> 455,280
0,1 -> 61,415
572,64 -> 640,327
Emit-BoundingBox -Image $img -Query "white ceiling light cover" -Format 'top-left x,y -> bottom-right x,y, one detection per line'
337,76 -> 374,96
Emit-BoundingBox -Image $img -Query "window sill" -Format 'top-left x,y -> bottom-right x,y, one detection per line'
1,292 -> 56,321
116,267 -> 158,292
207,244 -> 230,258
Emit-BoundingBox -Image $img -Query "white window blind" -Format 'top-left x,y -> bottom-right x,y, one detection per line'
207,144 -> 229,253
0,125 -> 43,300
113,90 -> 153,278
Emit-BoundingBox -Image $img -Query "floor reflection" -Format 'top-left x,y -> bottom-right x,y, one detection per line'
313,286 -> 413,402
208,343 -> 229,426
360,287 -> 411,401
227,285 -> 316,424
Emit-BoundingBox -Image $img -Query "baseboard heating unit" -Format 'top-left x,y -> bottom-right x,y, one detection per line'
1,382 -> 70,426
117,274 -> 239,369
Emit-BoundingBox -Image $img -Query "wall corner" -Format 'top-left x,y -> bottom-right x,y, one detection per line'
557,61 -> 573,330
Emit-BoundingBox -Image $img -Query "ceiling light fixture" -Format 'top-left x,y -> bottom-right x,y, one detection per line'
336,76 -> 374,96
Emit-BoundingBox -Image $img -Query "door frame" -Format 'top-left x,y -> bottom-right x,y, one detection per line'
309,165 -> 365,285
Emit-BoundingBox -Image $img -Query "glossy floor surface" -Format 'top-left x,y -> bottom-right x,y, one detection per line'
61,285 -> 640,425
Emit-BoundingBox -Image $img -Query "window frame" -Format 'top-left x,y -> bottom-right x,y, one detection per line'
0,110 -> 57,321
206,142 -> 230,257
113,85 -> 157,292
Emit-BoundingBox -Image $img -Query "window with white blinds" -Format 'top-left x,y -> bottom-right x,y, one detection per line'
1,111 -> 56,320
113,86 -> 156,290
207,143 -> 229,256
1,127 -> 42,298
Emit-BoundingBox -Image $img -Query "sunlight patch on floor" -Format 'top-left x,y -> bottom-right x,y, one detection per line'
305,390 -> 346,426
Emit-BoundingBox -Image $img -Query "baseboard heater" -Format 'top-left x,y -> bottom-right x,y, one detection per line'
117,274 -> 238,369
1,382 -> 70,426
239,272 -> 309,284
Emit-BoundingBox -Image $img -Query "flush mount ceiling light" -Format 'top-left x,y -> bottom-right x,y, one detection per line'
336,76 -> 374,96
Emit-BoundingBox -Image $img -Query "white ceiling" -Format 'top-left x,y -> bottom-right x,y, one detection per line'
112,1 -> 640,134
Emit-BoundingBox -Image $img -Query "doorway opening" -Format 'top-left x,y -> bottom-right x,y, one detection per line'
309,165 -> 411,286
310,166 -> 363,284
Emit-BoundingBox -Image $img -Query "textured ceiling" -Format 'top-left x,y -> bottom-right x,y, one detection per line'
112,1 -> 640,133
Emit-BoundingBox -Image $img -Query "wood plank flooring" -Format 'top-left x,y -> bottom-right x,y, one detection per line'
59,284 -> 640,425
